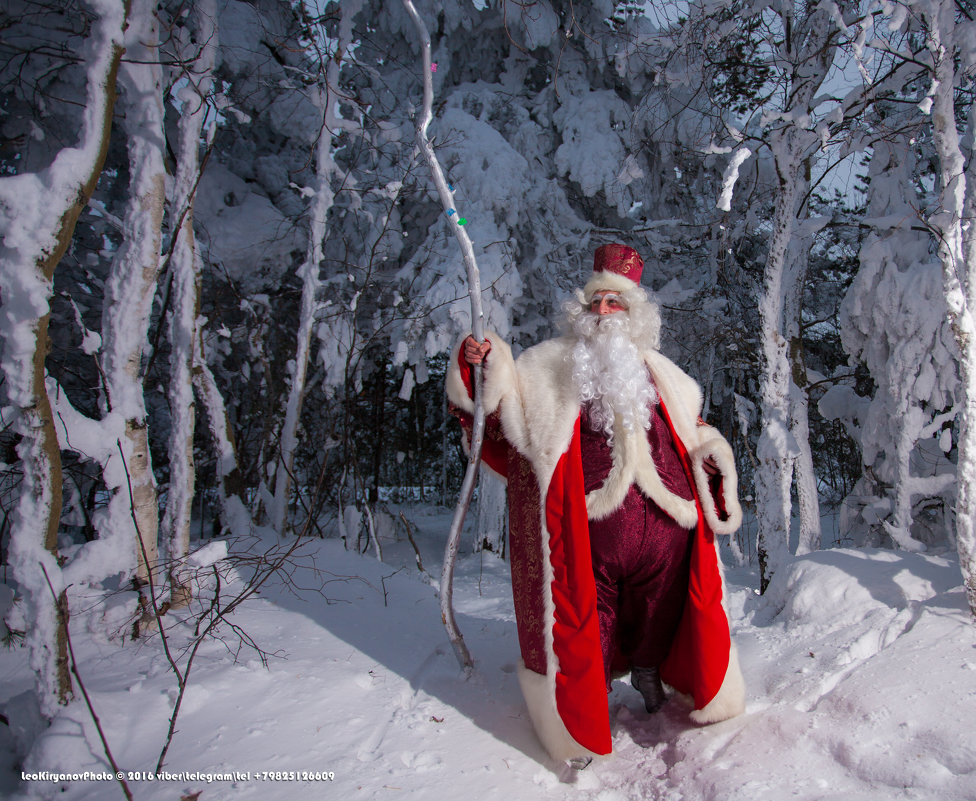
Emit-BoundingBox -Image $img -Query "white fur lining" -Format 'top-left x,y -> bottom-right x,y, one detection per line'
533,476 -> 564,761
498,338 -> 581,474
585,349 -> 719,529
689,437 -> 743,535
688,642 -> 746,723
583,271 -> 640,301
445,331 -> 518,417
585,418 -> 699,528
665,526 -> 746,726
683,491 -> 745,724
644,351 -> 703,437
516,662 -> 601,762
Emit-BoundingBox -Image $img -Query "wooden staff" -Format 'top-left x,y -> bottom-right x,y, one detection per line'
402,0 -> 484,672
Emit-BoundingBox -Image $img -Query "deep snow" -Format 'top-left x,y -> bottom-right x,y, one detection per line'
1,506 -> 975,801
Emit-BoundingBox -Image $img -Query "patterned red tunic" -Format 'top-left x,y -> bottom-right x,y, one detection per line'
580,399 -> 695,686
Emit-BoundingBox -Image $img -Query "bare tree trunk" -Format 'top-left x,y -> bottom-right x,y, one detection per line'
754,4 -> 837,592
270,2 -> 360,535
100,0 -> 166,587
755,146 -> 804,592
163,0 -> 216,605
0,0 -> 126,714
363,503 -> 383,562
924,5 -> 976,616
785,237 -> 821,555
788,356 -> 820,553
476,471 -> 507,554
885,397 -> 925,549
370,359 -> 387,506
192,312 -> 250,535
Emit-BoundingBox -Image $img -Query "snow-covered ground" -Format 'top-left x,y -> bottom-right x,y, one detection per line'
1,506 -> 975,801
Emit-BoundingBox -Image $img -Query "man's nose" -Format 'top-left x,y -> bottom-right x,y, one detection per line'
597,298 -> 613,315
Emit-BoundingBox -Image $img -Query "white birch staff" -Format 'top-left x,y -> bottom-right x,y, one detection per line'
402,0 -> 483,672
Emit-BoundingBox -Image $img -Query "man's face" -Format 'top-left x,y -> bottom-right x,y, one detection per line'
589,290 -> 628,316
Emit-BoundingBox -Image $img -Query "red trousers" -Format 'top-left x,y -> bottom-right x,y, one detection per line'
580,402 -> 695,686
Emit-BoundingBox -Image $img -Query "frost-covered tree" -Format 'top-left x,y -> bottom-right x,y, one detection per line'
8,0 -> 976,668
98,0 -> 167,591
39,0 -> 182,628
907,0 -> 976,614
268,0 -> 363,536
192,0 -> 359,530
670,0 -> 926,589
743,0 -> 853,591
821,131 -> 958,551
0,0 -> 127,712
161,0 -> 218,603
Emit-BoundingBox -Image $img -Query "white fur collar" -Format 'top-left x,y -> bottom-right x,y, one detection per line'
446,333 -> 742,534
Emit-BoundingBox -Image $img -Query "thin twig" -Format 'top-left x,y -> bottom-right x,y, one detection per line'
39,565 -> 133,801
116,438 -> 195,771
380,568 -> 404,607
117,440 -> 183,684
155,634 -> 202,774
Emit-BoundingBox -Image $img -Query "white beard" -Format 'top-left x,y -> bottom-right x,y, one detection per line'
569,311 -> 657,442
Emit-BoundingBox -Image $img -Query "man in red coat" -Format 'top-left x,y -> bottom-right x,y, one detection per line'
447,244 -> 745,765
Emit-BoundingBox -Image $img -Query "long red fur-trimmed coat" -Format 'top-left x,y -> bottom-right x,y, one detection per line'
446,332 -> 746,762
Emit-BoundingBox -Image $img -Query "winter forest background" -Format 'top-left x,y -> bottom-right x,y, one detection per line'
3,0 -> 976,796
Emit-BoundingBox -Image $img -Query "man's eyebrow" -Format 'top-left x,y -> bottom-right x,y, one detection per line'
590,292 -> 627,304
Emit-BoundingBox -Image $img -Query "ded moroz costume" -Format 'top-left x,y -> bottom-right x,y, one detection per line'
446,244 -> 745,763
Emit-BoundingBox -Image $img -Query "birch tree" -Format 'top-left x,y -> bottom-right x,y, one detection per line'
784,230 -> 821,556
162,0 -> 217,602
97,0 -> 167,591
824,131 -> 958,551
193,322 -> 250,536
683,0 -> 878,589
749,1 -> 846,591
909,0 -> 976,614
0,0 -> 127,713
269,0 -> 363,536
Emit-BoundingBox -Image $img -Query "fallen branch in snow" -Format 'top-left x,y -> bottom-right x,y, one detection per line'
40,565 -> 133,801
399,511 -> 434,586
402,0 -> 482,675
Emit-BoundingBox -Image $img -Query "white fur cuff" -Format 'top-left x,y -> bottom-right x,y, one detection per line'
689,436 -> 743,535
445,331 -> 518,416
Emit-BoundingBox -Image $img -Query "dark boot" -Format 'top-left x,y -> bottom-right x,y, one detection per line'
631,666 -> 666,713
